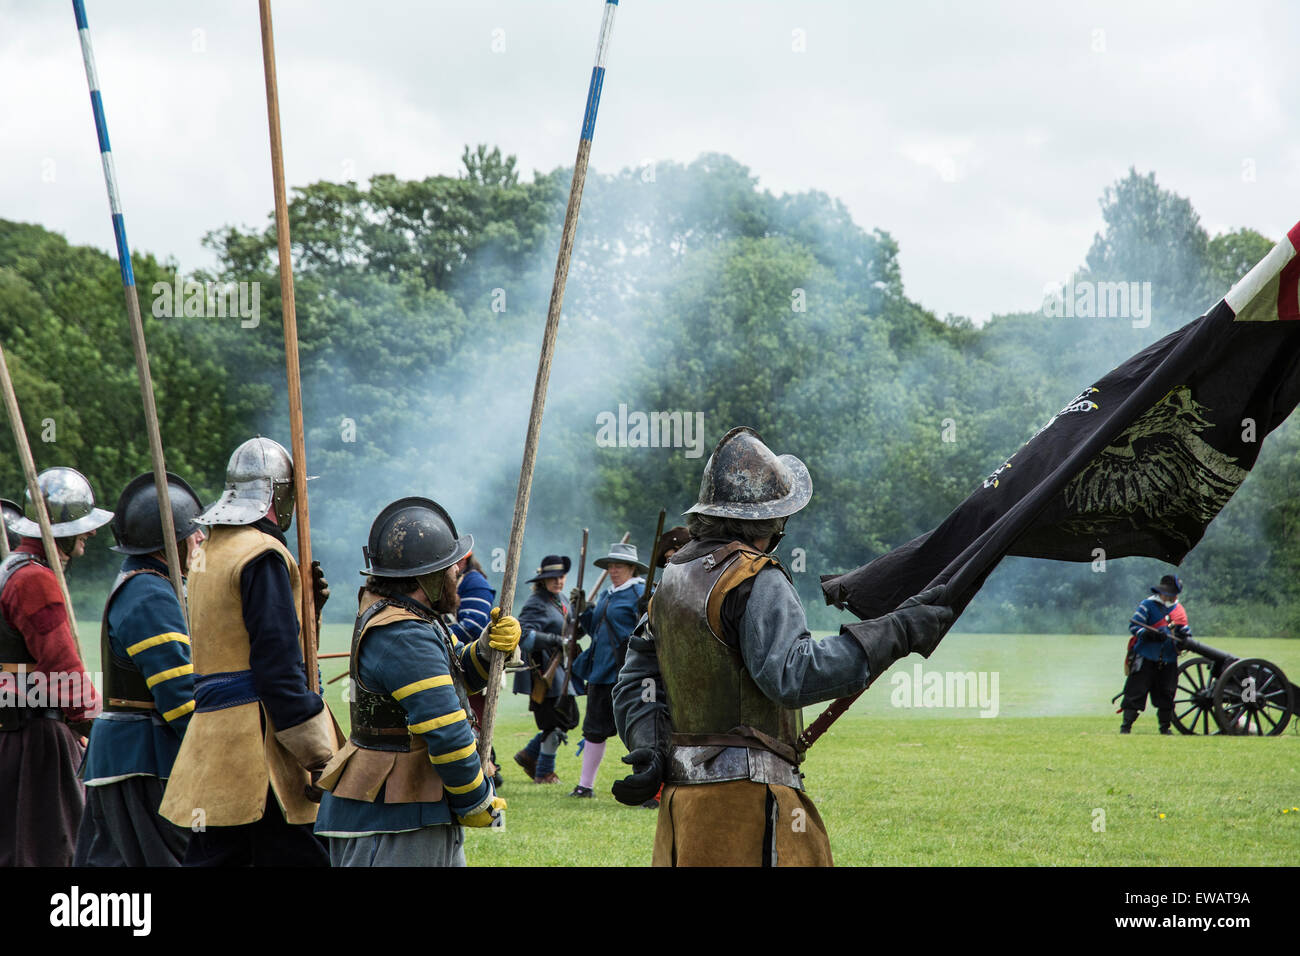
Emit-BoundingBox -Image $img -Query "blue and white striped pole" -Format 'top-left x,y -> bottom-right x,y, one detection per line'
478,0 -> 621,764
72,0 -> 188,613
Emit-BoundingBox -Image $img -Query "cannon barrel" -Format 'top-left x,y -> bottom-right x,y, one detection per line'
1177,635 -> 1237,664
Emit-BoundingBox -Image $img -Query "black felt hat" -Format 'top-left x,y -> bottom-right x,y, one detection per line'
526,554 -> 571,583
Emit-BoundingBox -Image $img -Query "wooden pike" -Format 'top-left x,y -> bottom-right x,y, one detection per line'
258,0 -> 319,692
0,344 -> 83,653
477,0 -> 621,765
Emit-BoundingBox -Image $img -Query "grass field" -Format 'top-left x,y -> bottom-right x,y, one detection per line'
77,624 -> 1300,866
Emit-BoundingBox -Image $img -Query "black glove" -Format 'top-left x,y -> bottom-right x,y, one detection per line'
311,561 -> 330,616
612,710 -> 671,807
843,585 -> 955,685
304,764 -> 326,803
569,587 -> 586,617
536,631 -> 563,652
612,747 -> 665,806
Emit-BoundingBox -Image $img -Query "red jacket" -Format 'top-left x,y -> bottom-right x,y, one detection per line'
0,539 -> 98,721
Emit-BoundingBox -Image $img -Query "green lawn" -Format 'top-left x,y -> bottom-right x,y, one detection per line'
77,625 -> 1300,865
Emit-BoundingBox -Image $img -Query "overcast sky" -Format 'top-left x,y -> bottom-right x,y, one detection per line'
3,0 -> 1297,323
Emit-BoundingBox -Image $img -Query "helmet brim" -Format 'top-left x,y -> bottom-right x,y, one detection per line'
361,533 -> 474,578
11,507 -> 114,539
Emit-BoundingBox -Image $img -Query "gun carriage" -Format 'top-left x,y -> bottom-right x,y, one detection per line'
1170,634 -> 1297,736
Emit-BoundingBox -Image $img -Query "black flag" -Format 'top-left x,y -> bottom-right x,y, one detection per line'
822,223 -> 1300,625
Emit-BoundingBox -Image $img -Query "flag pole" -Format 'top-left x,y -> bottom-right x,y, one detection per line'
477,0 -> 621,765
0,344 -> 83,655
71,0 -> 187,618
258,0 -> 318,692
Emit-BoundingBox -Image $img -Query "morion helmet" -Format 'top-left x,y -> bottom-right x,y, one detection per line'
110,472 -> 205,555
197,437 -> 304,530
11,467 -> 114,538
684,426 -> 812,520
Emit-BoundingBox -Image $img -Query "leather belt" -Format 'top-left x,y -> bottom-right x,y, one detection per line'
667,744 -> 804,791
106,697 -> 155,711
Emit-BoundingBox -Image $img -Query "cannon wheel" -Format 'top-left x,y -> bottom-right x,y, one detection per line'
1213,658 -> 1294,736
1172,657 -> 1219,735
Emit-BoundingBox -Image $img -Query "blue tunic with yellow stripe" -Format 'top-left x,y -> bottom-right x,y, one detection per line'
315,614 -> 492,835
82,555 -> 195,785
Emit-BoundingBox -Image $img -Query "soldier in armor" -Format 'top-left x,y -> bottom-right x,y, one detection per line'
75,472 -> 204,866
314,497 -> 519,866
159,437 -> 340,866
0,467 -> 111,866
612,427 -> 953,866
513,554 -> 580,784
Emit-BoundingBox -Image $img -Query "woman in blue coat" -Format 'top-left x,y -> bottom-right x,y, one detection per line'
512,555 -> 579,784
570,542 -> 646,798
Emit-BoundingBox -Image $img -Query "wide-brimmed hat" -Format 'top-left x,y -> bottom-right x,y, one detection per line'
593,541 -> 648,575
526,554 -> 571,583
654,526 -> 690,567
1151,574 -> 1183,597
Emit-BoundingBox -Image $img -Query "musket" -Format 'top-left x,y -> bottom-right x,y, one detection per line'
555,528 -> 589,701
536,528 -> 587,699
586,531 -> 630,603
640,509 -> 667,613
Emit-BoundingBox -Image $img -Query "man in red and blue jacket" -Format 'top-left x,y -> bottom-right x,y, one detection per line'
1121,574 -> 1189,735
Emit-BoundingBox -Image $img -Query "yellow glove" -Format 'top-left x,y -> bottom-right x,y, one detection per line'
485,607 -> 521,654
458,794 -> 506,828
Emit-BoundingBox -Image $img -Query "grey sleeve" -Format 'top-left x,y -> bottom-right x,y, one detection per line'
613,617 -> 670,750
740,568 -> 873,709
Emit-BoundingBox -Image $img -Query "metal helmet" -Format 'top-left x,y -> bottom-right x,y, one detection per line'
361,497 -> 473,578
11,467 -> 114,538
684,426 -> 813,520
0,498 -> 22,551
197,437 -> 304,530
109,472 -> 205,555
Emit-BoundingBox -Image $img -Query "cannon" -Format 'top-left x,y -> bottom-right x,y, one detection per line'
1171,635 -> 1297,736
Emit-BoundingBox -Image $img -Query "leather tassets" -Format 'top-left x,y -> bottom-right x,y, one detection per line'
650,540 -> 803,756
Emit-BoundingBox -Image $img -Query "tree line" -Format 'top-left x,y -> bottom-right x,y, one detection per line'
1,147 -> 1292,636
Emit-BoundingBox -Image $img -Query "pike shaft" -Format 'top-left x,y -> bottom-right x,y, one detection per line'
72,0 -> 187,617
259,0 -> 319,691
478,0 -> 620,765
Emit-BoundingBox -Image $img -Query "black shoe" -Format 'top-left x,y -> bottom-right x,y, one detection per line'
492,771 -> 505,789
1119,725 -> 1132,734
568,786 -> 593,798
1159,727 -> 1173,735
